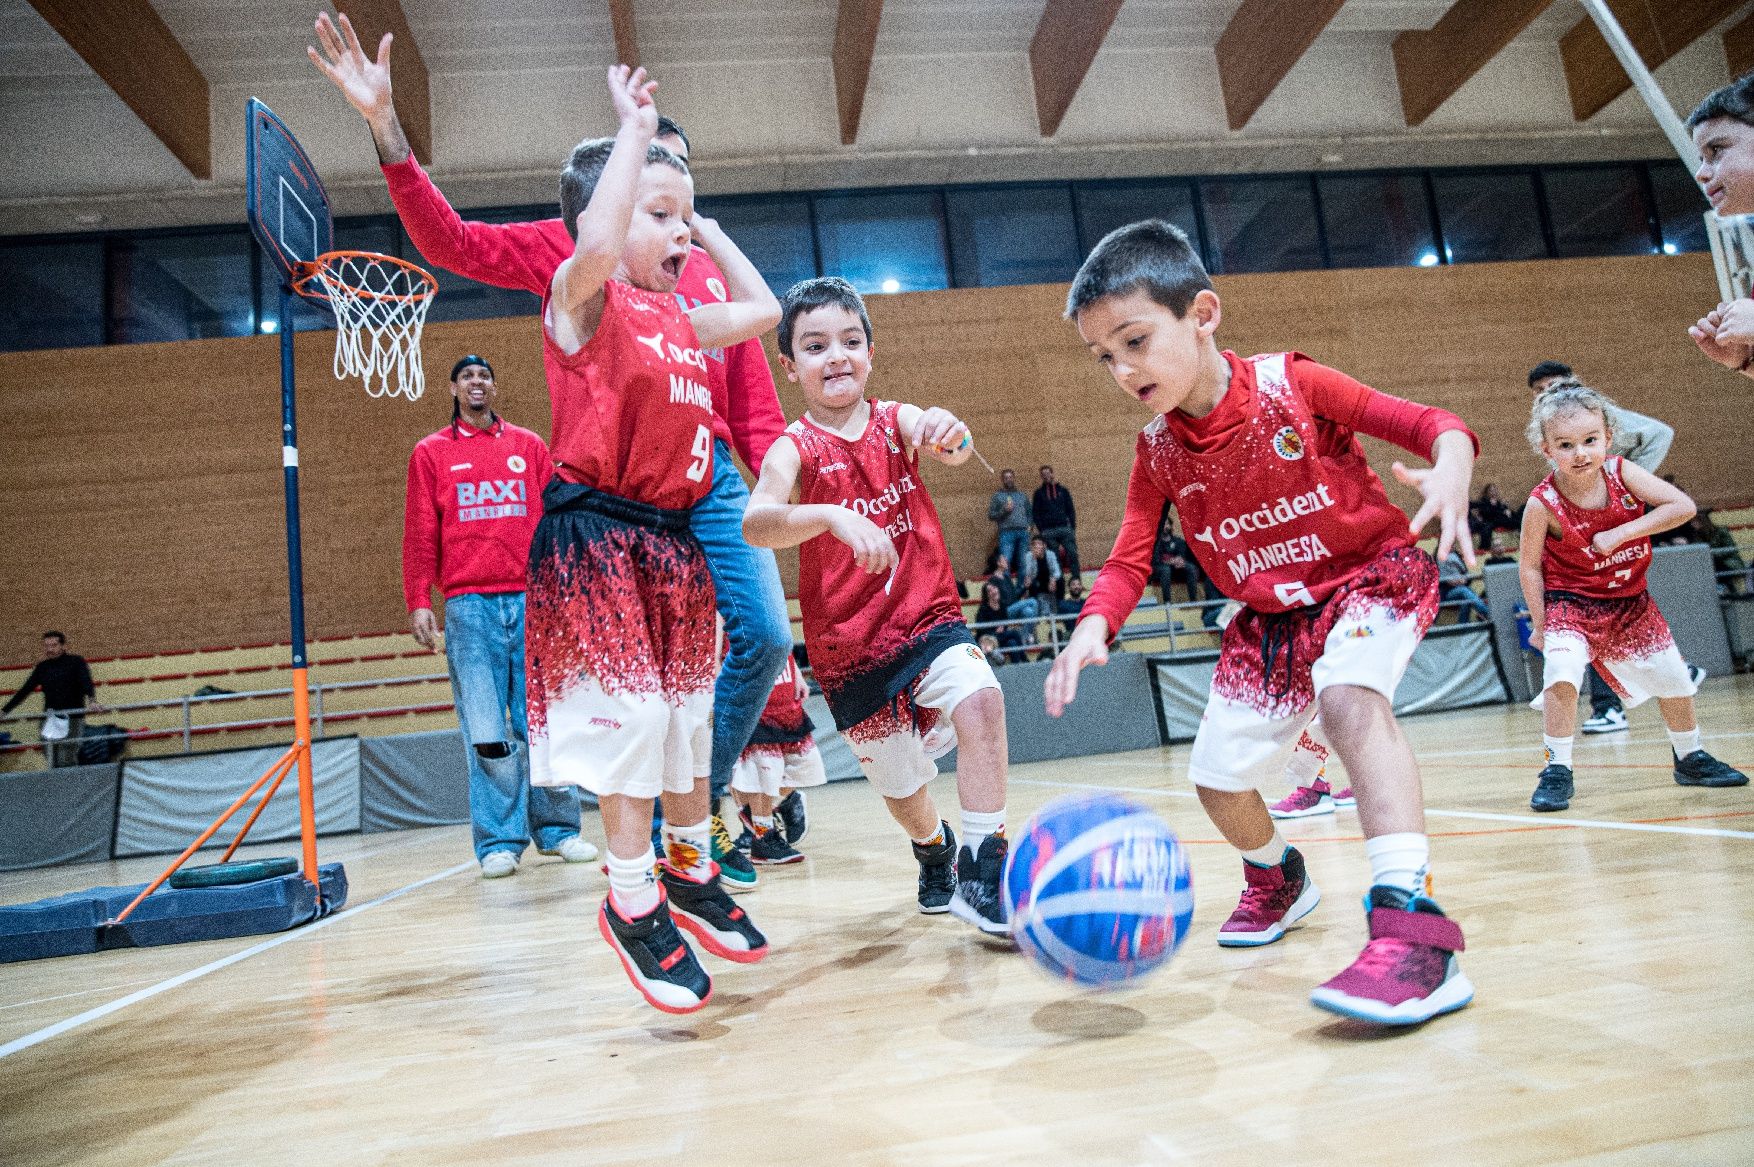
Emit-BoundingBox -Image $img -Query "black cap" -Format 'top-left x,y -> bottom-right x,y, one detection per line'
450,354 -> 493,381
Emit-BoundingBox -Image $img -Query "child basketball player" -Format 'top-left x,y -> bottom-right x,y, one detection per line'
1268,721 -> 1354,820
1047,220 -> 1479,1026
530,65 -> 779,1013
731,654 -> 827,865
1519,382 -> 1747,812
743,277 -> 1012,936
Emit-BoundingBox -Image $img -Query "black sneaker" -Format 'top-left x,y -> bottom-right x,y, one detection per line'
1673,749 -> 1750,788
776,789 -> 809,845
709,814 -> 758,893
660,864 -> 770,963
950,833 -> 1011,936
1530,763 -> 1574,812
912,821 -> 957,915
743,809 -> 805,865
597,892 -> 712,1014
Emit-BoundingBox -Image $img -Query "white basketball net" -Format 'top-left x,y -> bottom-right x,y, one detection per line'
305,252 -> 435,400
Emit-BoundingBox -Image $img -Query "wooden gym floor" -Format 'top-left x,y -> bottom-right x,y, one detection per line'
2,678 -> 1752,1165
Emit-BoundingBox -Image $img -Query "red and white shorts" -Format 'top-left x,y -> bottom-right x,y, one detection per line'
525,481 -> 717,798
1534,590 -> 1695,710
842,643 -> 1001,800
732,737 -> 828,799
1189,547 -> 1438,794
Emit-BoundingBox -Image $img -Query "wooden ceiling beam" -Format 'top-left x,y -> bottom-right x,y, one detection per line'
609,0 -> 640,70
1215,0 -> 1346,132
335,1 -> 431,164
1028,0 -> 1125,138
1561,1 -> 1740,122
833,0 -> 884,146
1722,10 -> 1754,79
1391,0 -> 1555,127
26,0 -> 211,178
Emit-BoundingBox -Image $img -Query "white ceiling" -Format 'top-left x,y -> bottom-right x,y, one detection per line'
0,0 -> 1741,236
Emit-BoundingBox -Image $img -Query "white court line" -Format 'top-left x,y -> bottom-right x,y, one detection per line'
1011,778 -> 1754,839
1077,729 -> 1754,765
0,861 -> 473,1062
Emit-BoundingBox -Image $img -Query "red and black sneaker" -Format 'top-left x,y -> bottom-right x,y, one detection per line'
597,891 -> 711,1014
1309,885 -> 1474,1026
1217,847 -> 1320,947
661,863 -> 771,963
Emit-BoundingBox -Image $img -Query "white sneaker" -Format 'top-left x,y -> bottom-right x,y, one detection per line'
1580,707 -> 1628,734
480,851 -> 520,879
542,835 -> 600,863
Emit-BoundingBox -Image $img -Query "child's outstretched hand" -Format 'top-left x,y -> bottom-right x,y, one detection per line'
828,508 -> 898,575
1044,619 -> 1110,717
1395,430 -> 1476,569
906,407 -> 969,462
606,64 -> 658,137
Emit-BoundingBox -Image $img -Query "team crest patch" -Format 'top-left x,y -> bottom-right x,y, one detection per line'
507,454 -> 527,473
965,645 -> 984,660
1619,492 -> 1636,509
1344,625 -> 1375,639
1271,426 -> 1305,460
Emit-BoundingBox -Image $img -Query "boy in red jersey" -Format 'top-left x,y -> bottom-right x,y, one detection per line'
1048,220 -> 1480,1026
1519,382 -> 1746,812
744,277 -> 1012,936
730,655 -> 826,865
532,66 -> 780,1013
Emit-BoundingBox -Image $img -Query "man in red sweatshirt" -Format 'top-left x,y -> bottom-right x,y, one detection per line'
313,14 -> 789,889
405,354 -> 596,878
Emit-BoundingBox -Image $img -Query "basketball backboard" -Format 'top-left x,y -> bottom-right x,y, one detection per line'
246,98 -> 334,290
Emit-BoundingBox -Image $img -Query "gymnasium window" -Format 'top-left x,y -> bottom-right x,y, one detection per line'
107,229 -> 256,344
1318,174 -> 1439,269
812,190 -> 950,294
1648,161 -> 1712,255
945,184 -> 1081,288
1542,165 -> 1658,258
696,194 -> 818,293
1198,176 -> 1324,274
1431,171 -> 1548,263
1072,180 -> 1202,262
0,238 -> 104,350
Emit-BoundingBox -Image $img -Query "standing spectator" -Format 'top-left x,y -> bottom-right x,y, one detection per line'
404,354 -> 595,879
2,631 -> 103,768
1469,484 -> 1521,552
988,469 -> 1033,572
1033,465 -> 1080,579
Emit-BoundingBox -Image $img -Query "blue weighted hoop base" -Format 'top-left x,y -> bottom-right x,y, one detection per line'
0,863 -> 348,964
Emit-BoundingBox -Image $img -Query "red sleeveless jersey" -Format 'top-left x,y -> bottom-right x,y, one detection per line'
1140,353 -> 1415,613
541,279 -> 716,511
789,400 -> 966,690
1530,457 -> 1651,599
761,656 -> 804,722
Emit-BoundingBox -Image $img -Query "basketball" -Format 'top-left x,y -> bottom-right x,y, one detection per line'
1004,793 -> 1194,989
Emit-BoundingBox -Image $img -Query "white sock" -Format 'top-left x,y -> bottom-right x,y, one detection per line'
1241,831 -> 1289,868
1366,832 -> 1430,896
960,807 -> 1005,854
663,818 -> 713,882
1668,727 -> 1702,757
753,813 -> 776,834
911,821 -> 946,847
607,846 -> 659,918
1543,735 -> 1574,767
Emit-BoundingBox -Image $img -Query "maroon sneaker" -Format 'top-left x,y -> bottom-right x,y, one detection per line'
1309,886 -> 1474,1025
1332,787 -> 1356,808
1217,847 -> 1321,947
1269,779 -> 1335,819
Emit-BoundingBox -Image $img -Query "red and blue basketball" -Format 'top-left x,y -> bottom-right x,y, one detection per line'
1004,793 -> 1193,989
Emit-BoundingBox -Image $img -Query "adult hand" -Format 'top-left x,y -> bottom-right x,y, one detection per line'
410,608 -> 441,652
308,12 -> 394,124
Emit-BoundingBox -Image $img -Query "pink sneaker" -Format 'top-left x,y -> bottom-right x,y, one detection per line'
1217,848 -> 1321,947
1269,779 -> 1334,819
1333,787 -> 1355,808
1309,886 -> 1474,1025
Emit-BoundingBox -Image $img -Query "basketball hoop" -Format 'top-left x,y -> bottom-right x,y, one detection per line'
292,250 -> 436,400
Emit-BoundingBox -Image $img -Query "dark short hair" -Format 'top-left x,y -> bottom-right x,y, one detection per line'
42,631 -> 64,643
1066,219 -> 1214,321
1688,73 -> 1754,130
558,138 -> 689,240
1040,465 -> 1053,473
1528,360 -> 1572,387
655,115 -> 691,156
777,276 -> 873,358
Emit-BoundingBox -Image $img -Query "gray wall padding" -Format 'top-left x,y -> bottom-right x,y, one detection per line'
359,729 -> 471,832
115,738 -> 362,858
0,763 -> 120,872
1484,543 -> 1734,703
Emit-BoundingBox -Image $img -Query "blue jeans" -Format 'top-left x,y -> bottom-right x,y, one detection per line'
997,528 -> 1030,574
693,440 -> 793,803
1441,583 -> 1491,624
443,591 -> 581,861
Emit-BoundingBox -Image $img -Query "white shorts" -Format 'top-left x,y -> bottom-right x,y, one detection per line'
1536,635 -> 1697,710
844,643 -> 1001,800
531,678 -> 711,799
731,740 -> 828,799
1532,590 -> 1696,710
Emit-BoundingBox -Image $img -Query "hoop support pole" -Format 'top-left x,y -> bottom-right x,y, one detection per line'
278,285 -> 322,888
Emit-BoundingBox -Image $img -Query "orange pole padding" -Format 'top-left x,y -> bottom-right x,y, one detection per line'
108,741 -> 303,927
218,752 -> 298,863
290,667 -> 320,886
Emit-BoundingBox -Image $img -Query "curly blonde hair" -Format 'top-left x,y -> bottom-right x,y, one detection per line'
1526,379 -> 1620,456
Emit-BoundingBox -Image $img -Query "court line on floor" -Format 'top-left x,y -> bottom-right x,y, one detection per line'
1080,728 -> 1754,765
0,860 -> 474,1062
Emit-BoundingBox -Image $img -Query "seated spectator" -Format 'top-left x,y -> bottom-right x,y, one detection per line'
977,633 -> 1008,669
1019,534 -> 1064,604
974,581 -> 1025,657
1056,576 -> 1087,641
1469,483 -> 1521,551
1439,551 -> 1490,623
1151,508 -> 1221,626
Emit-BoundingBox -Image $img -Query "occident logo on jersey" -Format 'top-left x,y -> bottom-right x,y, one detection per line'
843,473 -> 919,539
634,331 -> 709,373
1188,484 -> 1337,585
507,454 -> 527,474
1271,426 -> 1305,460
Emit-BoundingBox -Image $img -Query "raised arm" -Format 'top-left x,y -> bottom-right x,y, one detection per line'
685,217 -> 780,351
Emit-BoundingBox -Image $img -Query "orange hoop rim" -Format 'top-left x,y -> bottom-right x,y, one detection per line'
290,249 -> 438,303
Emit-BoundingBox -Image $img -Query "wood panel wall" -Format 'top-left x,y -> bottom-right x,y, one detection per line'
1,252 -> 1745,662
